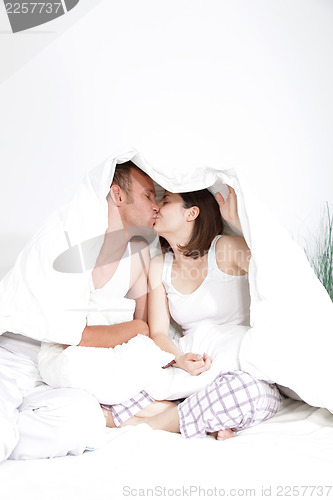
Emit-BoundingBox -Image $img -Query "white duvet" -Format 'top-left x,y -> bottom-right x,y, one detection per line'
2,148 -> 333,410
39,321 -> 249,404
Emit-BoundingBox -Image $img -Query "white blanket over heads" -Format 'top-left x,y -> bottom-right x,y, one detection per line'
1,148 -> 333,410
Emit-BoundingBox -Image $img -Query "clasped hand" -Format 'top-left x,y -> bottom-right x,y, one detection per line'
176,352 -> 212,376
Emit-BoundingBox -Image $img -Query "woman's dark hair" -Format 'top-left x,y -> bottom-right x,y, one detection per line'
159,189 -> 224,259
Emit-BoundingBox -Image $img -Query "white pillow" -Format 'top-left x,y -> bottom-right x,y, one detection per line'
38,334 -> 174,404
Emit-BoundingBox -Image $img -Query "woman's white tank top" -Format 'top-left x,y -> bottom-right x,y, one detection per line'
162,235 -> 250,333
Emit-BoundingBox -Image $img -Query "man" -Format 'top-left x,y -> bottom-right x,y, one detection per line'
0,160 -> 159,462
77,162 -> 159,347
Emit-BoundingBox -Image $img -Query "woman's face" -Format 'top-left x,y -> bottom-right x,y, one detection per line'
154,191 -> 187,237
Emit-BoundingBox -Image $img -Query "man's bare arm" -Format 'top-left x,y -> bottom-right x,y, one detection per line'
77,320 -> 149,348
67,243 -> 151,348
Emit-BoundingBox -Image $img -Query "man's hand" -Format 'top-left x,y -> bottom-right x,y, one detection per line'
176,352 -> 212,376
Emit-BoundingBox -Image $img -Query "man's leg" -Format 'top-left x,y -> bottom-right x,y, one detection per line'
9,385 -> 107,460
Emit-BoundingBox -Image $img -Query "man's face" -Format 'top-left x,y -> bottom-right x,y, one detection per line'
121,168 -> 159,229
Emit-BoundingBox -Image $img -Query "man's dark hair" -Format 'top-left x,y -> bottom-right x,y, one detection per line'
159,189 -> 224,259
111,161 -> 149,202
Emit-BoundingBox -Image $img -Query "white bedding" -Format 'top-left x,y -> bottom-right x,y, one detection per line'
1,397 -> 332,500
39,323 -> 249,403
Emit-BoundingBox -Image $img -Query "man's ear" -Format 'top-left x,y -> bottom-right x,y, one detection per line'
109,185 -> 122,207
186,206 -> 200,222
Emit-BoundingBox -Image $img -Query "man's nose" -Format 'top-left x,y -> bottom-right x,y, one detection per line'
152,199 -> 159,212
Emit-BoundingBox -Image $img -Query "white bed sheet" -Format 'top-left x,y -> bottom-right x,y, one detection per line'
1,397 -> 333,500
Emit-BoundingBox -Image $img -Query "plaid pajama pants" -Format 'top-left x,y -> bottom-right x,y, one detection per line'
102,370 -> 282,437
178,370 -> 282,438
101,390 -> 155,427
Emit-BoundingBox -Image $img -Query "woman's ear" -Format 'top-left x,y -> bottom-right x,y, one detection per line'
186,206 -> 200,222
109,185 -> 122,207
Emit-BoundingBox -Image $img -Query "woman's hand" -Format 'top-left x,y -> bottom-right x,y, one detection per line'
216,186 -> 242,232
176,352 -> 212,375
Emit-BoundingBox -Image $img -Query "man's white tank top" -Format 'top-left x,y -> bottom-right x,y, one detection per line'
162,235 -> 250,333
86,242 -> 132,326
89,241 -> 131,298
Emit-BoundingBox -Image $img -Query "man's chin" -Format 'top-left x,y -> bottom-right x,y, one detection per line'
127,225 -> 157,238
152,221 -> 160,232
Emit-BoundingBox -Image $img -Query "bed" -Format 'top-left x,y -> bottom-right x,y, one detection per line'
1,397 -> 333,499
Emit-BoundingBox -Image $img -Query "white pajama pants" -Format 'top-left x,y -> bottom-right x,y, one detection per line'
0,333 -> 107,462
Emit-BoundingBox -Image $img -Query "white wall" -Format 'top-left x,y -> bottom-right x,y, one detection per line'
1,0 -> 332,275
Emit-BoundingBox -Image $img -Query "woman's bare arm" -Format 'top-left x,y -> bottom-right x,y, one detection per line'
148,255 -> 179,356
148,255 -> 211,375
216,235 -> 251,274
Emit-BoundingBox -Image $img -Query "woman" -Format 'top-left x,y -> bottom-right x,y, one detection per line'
148,187 -> 251,375
103,186 -> 282,440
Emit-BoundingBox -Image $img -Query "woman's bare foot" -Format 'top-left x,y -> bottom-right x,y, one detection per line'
217,428 -> 234,440
102,407 -> 116,428
209,429 -> 234,440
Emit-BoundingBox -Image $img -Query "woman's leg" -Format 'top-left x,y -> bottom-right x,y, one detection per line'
120,404 -> 180,433
121,371 -> 282,439
177,370 -> 282,438
102,391 -> 177,428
